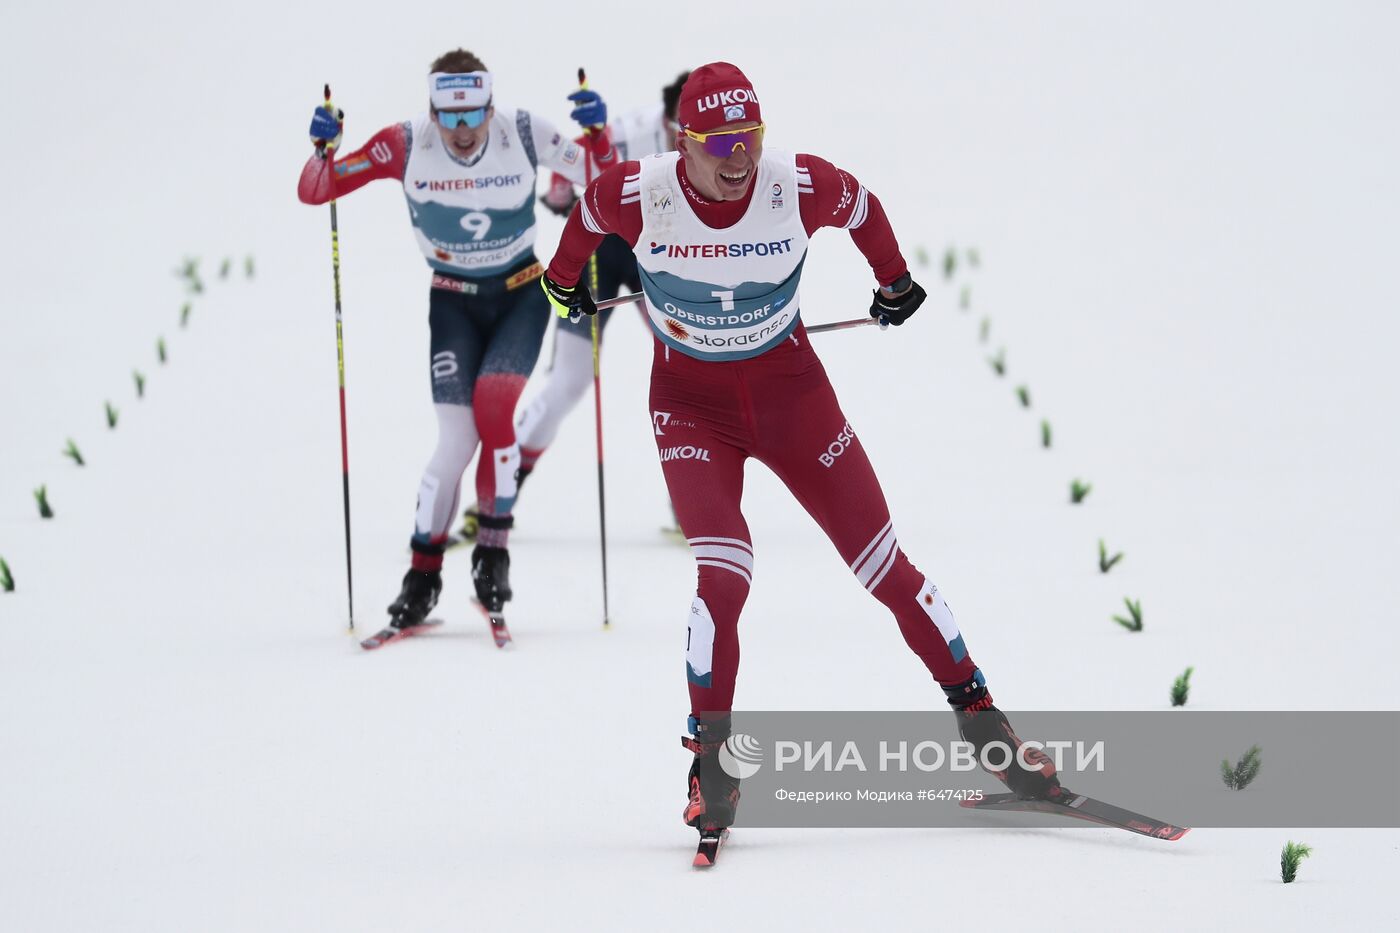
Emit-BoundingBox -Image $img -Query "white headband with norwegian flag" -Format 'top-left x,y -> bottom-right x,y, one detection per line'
429,71 -> 492,110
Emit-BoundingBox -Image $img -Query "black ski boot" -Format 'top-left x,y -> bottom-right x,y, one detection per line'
945,674 -> 1064,801
471,544 -> 512,613
681,716 -> 742,831
386,568 -> 442,629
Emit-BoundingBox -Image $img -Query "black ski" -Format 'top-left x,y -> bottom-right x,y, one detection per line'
692,828 -> 730,868
359,618 -> 443,651
961,790 -> 1189,841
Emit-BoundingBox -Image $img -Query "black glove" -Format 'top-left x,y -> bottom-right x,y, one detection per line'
869,274 -> 926,326
541,273 -> 597,321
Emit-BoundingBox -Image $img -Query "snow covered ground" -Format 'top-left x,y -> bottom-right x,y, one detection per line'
2,2 -> 1397,930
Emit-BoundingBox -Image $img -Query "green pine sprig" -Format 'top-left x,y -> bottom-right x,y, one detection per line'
63,438 -> 84,466
1016,385 -> 1031,408
989,348 -> 1006,377
1041,419 -> 1052,449
34,485 -> 54,519
967,247 -> 980,268
219,257 -> 232,279
1098,538 -> 1124,573
960,286 -> 971,310
979,317 -> 991,344
1112,596 -> 1142,632
0,556 -> 13,592
176,257 -> 203,294
1280,841 -> 1313,883
134,371 -> 145,398
157,337 -> 167,364
1170,666 -> 1193,707
1222,745 -> 1262,790
244,255 -> 256,279
943,246 -> 957,281
1070,478 -> 1092,504
105,402 -> 118,429
180,302 -> 191,328
915,245 -> 930,268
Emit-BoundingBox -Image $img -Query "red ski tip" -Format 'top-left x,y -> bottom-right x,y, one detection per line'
472,598 -> 514,648
692,828 -> 729,868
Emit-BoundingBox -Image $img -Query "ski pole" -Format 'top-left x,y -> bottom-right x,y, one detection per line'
322,83 -> 355,633
579,66 -> 611,629
592,292 -> 643,313
808,317 -> 887,335
589,282 -> 610,630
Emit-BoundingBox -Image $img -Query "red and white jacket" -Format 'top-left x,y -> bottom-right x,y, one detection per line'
547,152 -> 908,360
548,152 -> 906,287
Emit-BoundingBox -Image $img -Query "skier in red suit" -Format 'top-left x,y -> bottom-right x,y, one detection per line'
540,63 -> 1063,838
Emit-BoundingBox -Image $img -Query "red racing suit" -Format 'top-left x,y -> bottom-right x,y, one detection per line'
547,153 -> 982,720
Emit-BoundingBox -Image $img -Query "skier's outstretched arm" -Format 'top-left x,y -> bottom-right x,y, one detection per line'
297,109 -> 409,206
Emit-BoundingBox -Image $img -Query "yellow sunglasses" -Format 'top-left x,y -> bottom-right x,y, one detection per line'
684,123 -> 765,157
